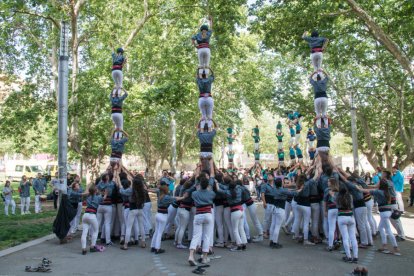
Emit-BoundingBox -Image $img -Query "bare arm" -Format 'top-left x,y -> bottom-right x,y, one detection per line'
209,15 -> 213,30
302,31 -> 308,39
322,38 -> 329,50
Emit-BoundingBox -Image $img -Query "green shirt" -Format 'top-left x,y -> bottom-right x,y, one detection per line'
253,127 -> 259,136
253,136 -> 260,143
276,133 -> 284,142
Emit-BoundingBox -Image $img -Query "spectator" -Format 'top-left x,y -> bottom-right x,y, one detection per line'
19,175 -> 31,215
391,166 -> 405,213
33,173 -> 46,213
2,180 -> 16,216
364,172 -> 372,185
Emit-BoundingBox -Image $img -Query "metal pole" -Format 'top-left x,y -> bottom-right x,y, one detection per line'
350,90 -> 359,172
170,111 -> 177,174
58,21 -> 69,200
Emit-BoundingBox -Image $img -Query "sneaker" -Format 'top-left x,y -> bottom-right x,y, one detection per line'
326,246 -> 333,252
90,247 -> 98,253
151,247 -> 156,253
282,225 -> 289,235
106,242 -> 113,247
201,257 -> 210,264
120,239 -> 125,245
230,246 -> 243,252
213,242 -> 224,248
352,258 -> 358,263
176,244 -> 188,249
271,243 -> 283,249
82,249 -> 87,255
303,240 -> 315,246
342,256 -> 353,263
155,249 -> 165,254
252,235 -> 263,242
241,244 -> 247,251
247,238 -> 252,243
396,236 -> 406,242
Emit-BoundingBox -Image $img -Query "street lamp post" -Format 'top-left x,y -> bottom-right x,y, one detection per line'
58,21 -> 69,198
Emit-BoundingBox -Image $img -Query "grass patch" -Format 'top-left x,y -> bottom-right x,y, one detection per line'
0,207 -> 56,250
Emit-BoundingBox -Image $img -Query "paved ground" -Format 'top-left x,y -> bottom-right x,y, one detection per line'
1,204 -> 414,276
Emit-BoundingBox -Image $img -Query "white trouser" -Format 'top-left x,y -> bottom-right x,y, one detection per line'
327,209 -> 338,247
231,210 -> 247,245
365,199 -> 377,234
112,70 -> 123,88
34,195 -> 42,213
390,203 -> 405,238
214,205 -> 224,243
243,206 -> 250,240
81,213 -> 98,249
70,202 -> 83,234
198,97 -> 214,129
395,192 -> 405,213
110,203 -> 124,237
151,213 -> 168,250
254,143 -> 259,150
263,204 -> 274,233
125,209 -> 145,243
310,52 -> 323,71
123,208 -> 139,241
293,205 -> 311,240
285,200 -> 296,228
314,97 -> 328,116
97,205 -> 113,244
208,207 -> 215,246
111,113 -> 123,130
197,48 -> 211,68
246,203 -> 263,235
143,202 -> 152,235
354,206 -> 372,245
20,197 -> 30,214
176,208 -> 190,244
5,198 -> 16,215
223,207 -> 234,243
310,202 -> 320,238
164,205 -> 178,235
228,144 -> 233,151
379,211 -> 398,247
188,207 -> 196,240
190,213 -> 213,252
289,137 -> 295,147
338,216 -> 358,259
278,141 -> 283,150
308,140 -> 315,148
270,207 -> 285,243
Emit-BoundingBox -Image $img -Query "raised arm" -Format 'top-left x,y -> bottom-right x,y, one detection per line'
208,15 -> 213,31
302,31 -> 309,39
322,38 -> 329,50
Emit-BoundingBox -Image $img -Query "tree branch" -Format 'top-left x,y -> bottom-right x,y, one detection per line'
345,0 -> 414,78
13,10 -> 60,29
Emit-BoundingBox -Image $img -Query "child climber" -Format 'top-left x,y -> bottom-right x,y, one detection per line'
111,48 -> 126,89
192,16 -> 213,69
310,70 -> 329,128
110,89 -> 128,130
302,30 -> 329,71
197,67 -> 215,132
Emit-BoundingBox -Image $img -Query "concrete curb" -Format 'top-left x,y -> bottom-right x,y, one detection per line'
0,234 -> 56,258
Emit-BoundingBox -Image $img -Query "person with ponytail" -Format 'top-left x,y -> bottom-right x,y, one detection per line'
357,179 -> 401,256
96,173 -> 116,246
111,48 -> 126,89
269,178 -> 298,248
323,177 -> 339,251
292,173 -> 316,246
336,183 -> 358,263
81,185 -> 99,255
150,180 -> 186,254
217,176 -> 247,252
121,176 -> 147,250
175,177 -> 196,249
192,16 -> 213,69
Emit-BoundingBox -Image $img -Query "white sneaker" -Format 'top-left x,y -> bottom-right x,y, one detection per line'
214,242 -> 225,248
252,235 -> 263,242
304,240 -> 315,246
201,257 -> 210,264
176,244 -> 188,249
